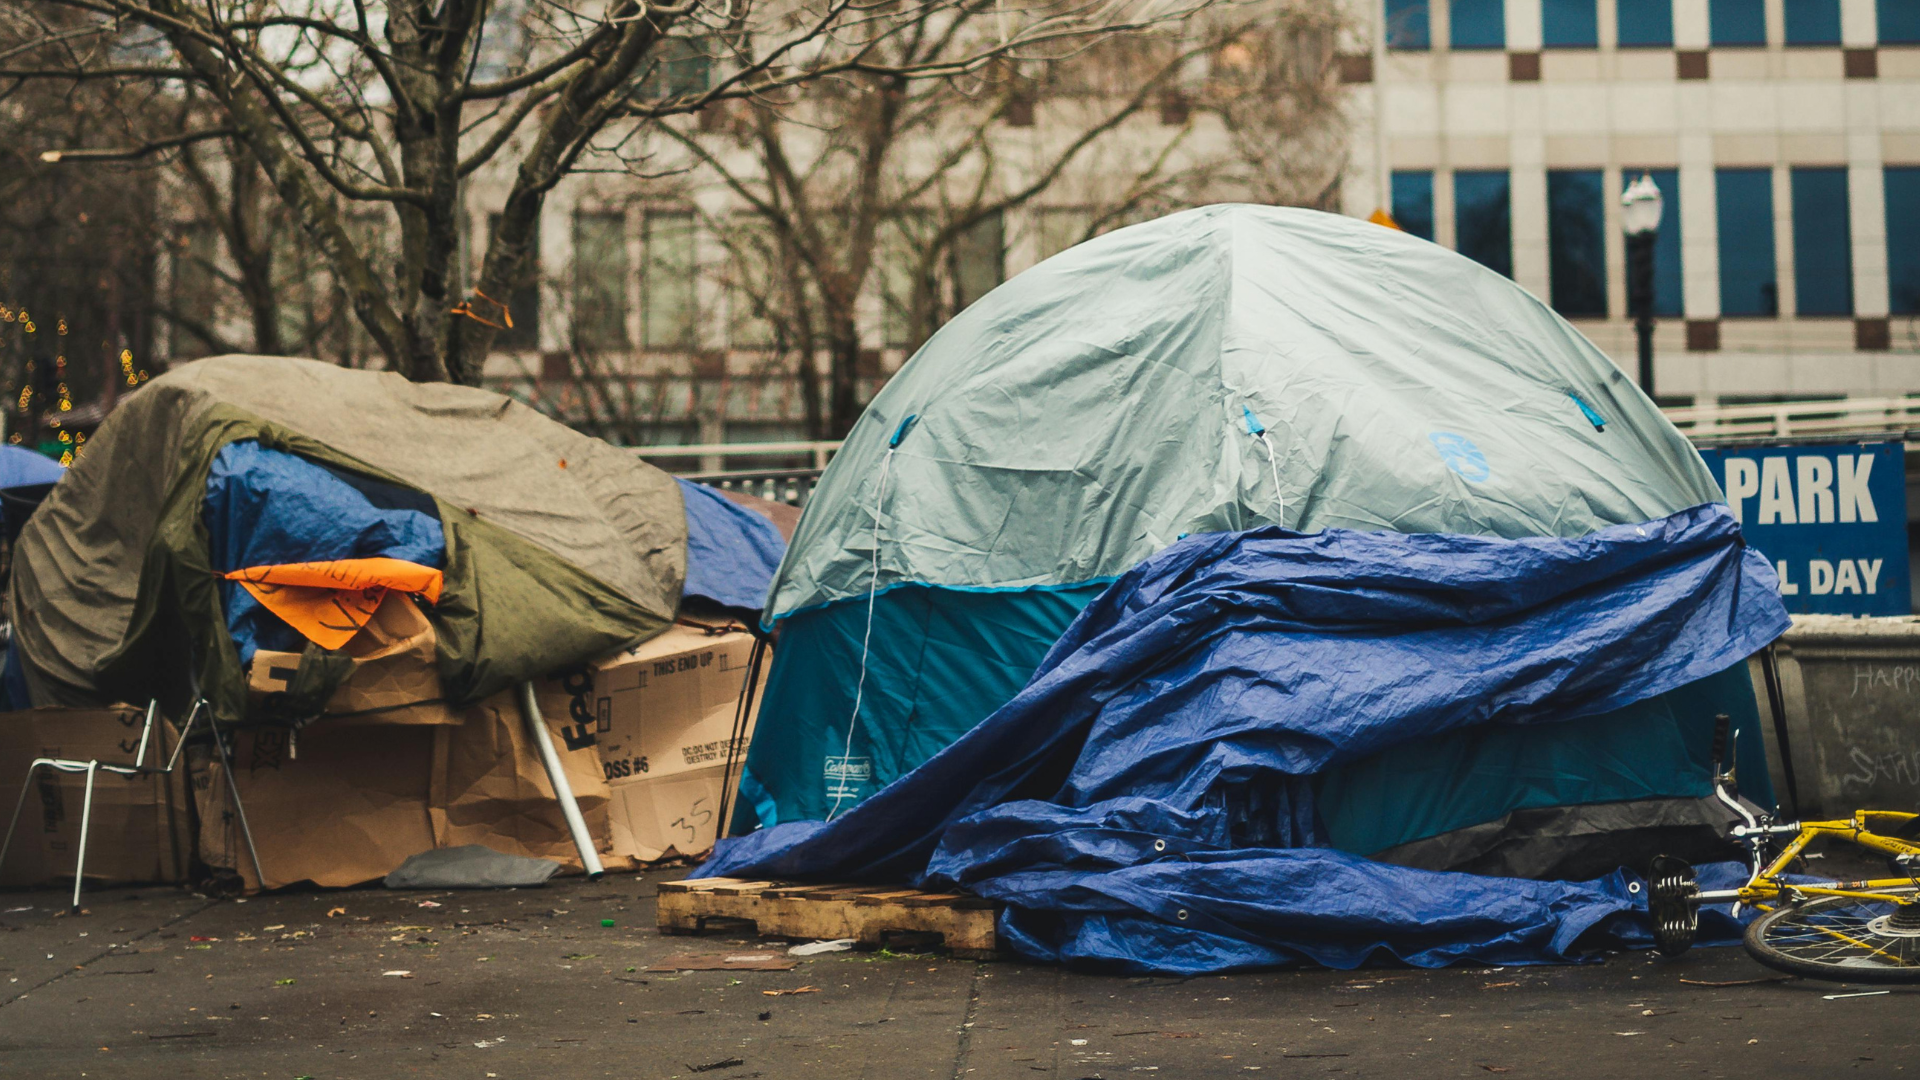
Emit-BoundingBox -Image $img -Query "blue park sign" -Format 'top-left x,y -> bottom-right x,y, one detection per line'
1696,442 -> 1910,616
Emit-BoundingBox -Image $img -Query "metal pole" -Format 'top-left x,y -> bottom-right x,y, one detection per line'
210,723 -> 267,890
515,681 -> 605,879
72,762 -> 97,913
1626,230 -> 1657,399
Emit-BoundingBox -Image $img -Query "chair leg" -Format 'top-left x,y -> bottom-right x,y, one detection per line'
210,727 -> 266,889
72,761 -> 97,914
0,761 -> 45,876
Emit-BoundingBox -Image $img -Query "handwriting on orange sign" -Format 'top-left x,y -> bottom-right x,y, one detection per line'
224,557 -> 444,651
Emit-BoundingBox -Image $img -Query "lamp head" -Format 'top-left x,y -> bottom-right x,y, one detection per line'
1621,173 -> 1664,236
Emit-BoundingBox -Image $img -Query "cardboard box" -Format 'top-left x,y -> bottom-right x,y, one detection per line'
197,690 -> 621,890
429,690 -> 622,870
533,621 -> 767,861
199,617 -> 766,888
246,593 -> 454,725
0,707 -> 192,888
195,722 -> 439,890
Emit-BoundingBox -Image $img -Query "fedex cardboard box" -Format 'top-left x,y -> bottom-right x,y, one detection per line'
535,621 -> 767,861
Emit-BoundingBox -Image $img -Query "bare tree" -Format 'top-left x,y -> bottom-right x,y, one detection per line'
0,15 -> 169,456
5,0 -> 1219,387
644,0 -> 1348,438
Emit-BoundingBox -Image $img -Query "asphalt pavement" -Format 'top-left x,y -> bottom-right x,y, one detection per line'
1,869 -> 1912,1079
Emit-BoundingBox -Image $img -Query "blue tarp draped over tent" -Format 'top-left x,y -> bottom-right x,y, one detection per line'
0,445 -> 65,542
698,505 -> 1790,971
199,446 -> 789,665
676,478 -> 787,613
0,445 -> 65,491
203,441 -> 446,662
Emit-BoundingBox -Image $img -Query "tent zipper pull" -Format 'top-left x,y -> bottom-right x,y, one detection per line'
1568,391 -> 1607,432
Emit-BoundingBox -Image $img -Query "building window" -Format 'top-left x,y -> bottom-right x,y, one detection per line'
1036,206 -> 1096,261
641,209 -> 696,349
1548,170 -> 1607,316
1889,168 -> 1920,316
1449,0 -> 1506,49
1454,170 -> 1512,277
1543,0 -> 1600,47
169,222 -> 219,358
633,37 -> 713,100
488,213 -> 541,350
1391,171 -> 1436,241
880,210 -> 934,348
1883,0 -> 1920,43
723,216 -> 780,350
1616,0 -> 1674,46
1710,0 -> 1767,44
1716,168 -> 1778,316
1626,168 -> 1685,317
953,210 -> 1005,311
1784,0 -> 1841,44
1386,0 -> 1432,48
1790,167 -> 1853,316
572,211 -> 629,350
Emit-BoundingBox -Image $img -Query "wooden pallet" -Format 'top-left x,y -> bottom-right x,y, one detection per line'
656,878 -> 1000,959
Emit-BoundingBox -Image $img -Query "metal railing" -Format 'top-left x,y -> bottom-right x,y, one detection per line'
1662,397 -> 1920,446
636,440 -> 840,471
643,399 -> 1920,508
638,441 -> 843,506
684,467 -> 828,507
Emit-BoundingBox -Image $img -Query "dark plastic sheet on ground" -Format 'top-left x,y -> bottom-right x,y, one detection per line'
676,478 -> 787,613
698,504 -> 1790,972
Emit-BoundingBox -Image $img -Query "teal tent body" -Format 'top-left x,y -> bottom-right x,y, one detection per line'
738,205 -> 1769,875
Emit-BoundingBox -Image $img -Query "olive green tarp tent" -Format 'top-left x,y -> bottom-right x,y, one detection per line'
9,355 -> 686,723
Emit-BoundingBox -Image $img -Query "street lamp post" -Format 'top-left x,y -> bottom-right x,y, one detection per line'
1621,173 -> 1665,399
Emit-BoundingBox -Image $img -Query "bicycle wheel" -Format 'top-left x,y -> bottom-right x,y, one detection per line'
1744,894 -> 1920,983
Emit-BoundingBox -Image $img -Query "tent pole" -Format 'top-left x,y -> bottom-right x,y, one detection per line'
516,681 -> 604,879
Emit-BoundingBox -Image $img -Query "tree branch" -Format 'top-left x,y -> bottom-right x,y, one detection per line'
38,125 -> 236,162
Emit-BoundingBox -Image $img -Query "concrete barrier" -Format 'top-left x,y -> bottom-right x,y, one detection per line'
1752,615 -> 1920,820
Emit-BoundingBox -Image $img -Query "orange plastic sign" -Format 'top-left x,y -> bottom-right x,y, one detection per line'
224,558 -> 445,651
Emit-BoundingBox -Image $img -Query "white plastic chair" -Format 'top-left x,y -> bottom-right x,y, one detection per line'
0,699 -> 213,912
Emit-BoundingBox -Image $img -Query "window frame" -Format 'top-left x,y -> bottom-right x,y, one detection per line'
1714,167 -> 1779,318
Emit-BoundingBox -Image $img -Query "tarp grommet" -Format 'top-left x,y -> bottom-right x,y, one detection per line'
1175,909 -> 1189,921
1628,881 -> 1642,894
1153,838 -> 1167,852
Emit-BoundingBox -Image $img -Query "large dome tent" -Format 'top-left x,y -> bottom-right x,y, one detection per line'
736,204 -> 1773,877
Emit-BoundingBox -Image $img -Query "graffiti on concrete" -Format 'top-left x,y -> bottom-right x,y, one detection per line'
1843,745 -> 1920,791
1850,663 -> 1920,697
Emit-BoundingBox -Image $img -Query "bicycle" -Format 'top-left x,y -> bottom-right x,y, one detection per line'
1646,714 -> 1920,983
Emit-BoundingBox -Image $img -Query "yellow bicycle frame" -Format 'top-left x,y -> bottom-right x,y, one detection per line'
1704,811 -> 1920,906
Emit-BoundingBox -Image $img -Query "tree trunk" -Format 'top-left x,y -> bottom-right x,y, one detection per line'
827,318 -> 861,439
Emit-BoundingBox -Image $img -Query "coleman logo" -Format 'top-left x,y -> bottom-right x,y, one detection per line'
823,757 -> 871,782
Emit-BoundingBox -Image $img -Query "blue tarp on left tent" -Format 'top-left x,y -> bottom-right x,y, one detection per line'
0,445 -> 65,543
203,442 -> 447,663
197,444 -> 789,664
676,478 -> 787,613
1,448 -> 65,711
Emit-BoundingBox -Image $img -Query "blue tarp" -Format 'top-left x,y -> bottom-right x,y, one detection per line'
199,447 -> 786,665
698,504 -> 1790,971
203,441 -> 445,662
676,479 -> 787,613
0,445 -> 64,490
0,445 -> 65,544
